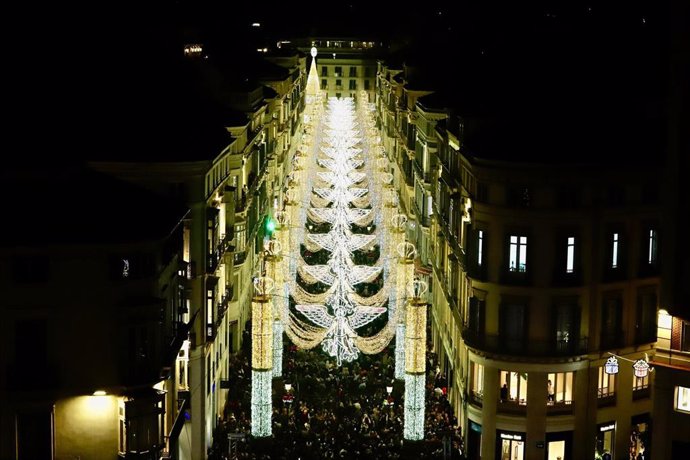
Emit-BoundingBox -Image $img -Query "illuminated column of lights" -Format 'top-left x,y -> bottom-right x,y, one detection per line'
265,239 -> 284,378
251,277 -> 274,437
396,241 -> 416,379
404,279 -> 428,441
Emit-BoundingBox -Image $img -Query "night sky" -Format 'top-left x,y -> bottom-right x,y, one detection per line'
5,0 -> 673,166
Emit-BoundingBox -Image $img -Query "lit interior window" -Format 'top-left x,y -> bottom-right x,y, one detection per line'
566,237 -> 575,273
611,233 -> 619,268
478,230 -> 484,266
676,386 -> 690,413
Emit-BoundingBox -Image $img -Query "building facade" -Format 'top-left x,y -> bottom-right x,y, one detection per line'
290,38 -> 378,102
376,58 -> 665,460
0,168 -> 189,460
90,49 -> 306,460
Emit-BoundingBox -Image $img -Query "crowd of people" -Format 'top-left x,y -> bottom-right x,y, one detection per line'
208,339 -> 465,459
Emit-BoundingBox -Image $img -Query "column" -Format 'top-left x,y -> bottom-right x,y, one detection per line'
481,366 -> 498,460
251,284 -> 273,438
526,371 -> 547,460
404,292 -> 427,441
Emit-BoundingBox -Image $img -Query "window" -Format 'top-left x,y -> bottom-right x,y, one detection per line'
336,79 -> 342,88
566,237 -> 575,273
364,67 -> 372,78
635,288 -> 657,343
500,303 -> 526,351
500,371 -> 528,405
676,386 -> 690,413
601,295 -> 622,349
509,235 -> 527,272
648,229 -> 658,265
554,300 -> 578,351
478,230 -> 484,267
633,372 -> 649,392
611,233 -> 620,268
507,186 -> 530,207
682,321 -> 690,352
321,79 -> 327,89
470,362 -> 484,403
547,372 -> 574,405
364,79 -> 370,90
598,366 -> 616,400
468,296 -> 485,336
321,66 -> 328,76
349,66 -> 357,77
334,66 -> 342,77
349,79 -> 357,90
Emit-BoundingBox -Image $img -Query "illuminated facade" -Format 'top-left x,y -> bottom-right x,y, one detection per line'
90,50 -> 306,460
377,60 -> 663,460
290,37 -> 378,103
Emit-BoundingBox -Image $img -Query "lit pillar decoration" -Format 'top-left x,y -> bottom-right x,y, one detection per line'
404,278 -> 428,441
395,239 -> 416,380
265,239 -> 284,378
251,276 -> 274,438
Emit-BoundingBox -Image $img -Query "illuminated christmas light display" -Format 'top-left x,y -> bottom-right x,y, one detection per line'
251,277 -> 274,437
280,95 -> 403,366
404,279 -> 428,441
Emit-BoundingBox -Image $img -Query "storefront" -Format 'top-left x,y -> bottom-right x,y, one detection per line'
467,421 -> 481,460
595,422 -> 616,459
630,413 -> 651,460
497,430 -> 525,460
546,431 -> 573,460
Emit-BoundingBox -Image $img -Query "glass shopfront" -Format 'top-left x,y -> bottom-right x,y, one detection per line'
546,431 -> 573,460
630,413 -> 651,460
497,430 -> 525,460
467,421 -> 482,460
595,422 -> 616,459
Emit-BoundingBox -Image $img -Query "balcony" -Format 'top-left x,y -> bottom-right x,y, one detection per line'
546,400 -> 573,415
597,390 -> 616,407
633,385 -> 651,400
462,328 -> 589,357
207,234 -> 233,274
497,399 -> 527,415
216,286 -> 234,324
233,251 -> 247,266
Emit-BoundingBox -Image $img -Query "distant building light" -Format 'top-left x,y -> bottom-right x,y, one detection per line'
263,48 -> 268,53
252,23 -> 261,27
184,44 -> 203,56
93,390 -> 107,396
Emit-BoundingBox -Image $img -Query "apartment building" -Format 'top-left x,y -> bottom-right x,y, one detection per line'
376,55 -> 667,459
289,38 -> 378,102
89,49 -> 306,460
0,167 -> 189,460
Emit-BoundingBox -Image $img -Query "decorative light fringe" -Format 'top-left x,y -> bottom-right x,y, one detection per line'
404,373 -> 425,441
272,320 -> 284,377
251,370 -> 272,437
252,297 -> 273,370
405,299 -> 427,373
284,97 -> 399,365
395,324 -> 406,379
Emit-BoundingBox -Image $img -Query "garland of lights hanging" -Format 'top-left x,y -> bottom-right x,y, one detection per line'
285,97 -> 399,366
